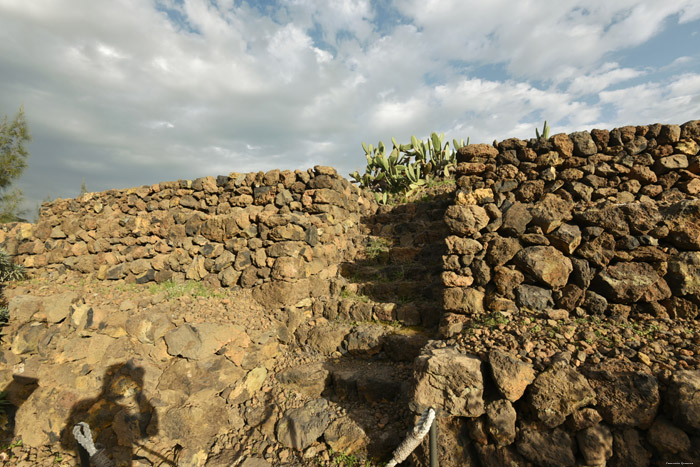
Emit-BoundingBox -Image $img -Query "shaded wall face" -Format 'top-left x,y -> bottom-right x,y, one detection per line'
0,166 -> 375,308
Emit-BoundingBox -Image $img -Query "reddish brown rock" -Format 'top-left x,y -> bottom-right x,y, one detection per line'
412,347 -> 484,417
666,370 -> 700,434
584,360 -> 659,429
444,204 -> 490,236
517,427 -> 575,467
663,200 -> 700,249
485,235 -> 521,266
527,364 -> 596,428
457,144 -> 499,162
529,193 -> 574,233
647,417 -> 691,454
488,349 -> 535,402
513,246 -> 572,289
576,232 -> 616,268
499,202 -> 532,236
551,133 -> 573,158
593,262 -> 665,304
577,424 -> 613,466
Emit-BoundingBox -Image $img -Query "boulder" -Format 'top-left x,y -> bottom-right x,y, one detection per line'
485,236 -> 521,266
527,364 -> 596,428
323,417 -> 367,454
276,399 -> 332,450
547,223 -> 581,255
444,205 -> 489,236
457,144 -> 498,162
515,284 -> 553,311
517,427 -> 575,467
513,246 -> 572,289
412,347 -> 484,417
163,323 -> 248,360
42,292 -> 79,324
276,363 -> 330,398
442,287 -> 485,314
304,322 -> 350,354
157,356 -> 245,401
665,370 -> 700,434
647,417 -> 690,454
500,202 -> 532,236
488,349 -> 535,402
475,444 -> 525,467
593,262 -> 665,304
576,424 -> 613,466
666,252 -> 700,296
345,325 -> 385,357
570,131 -> 597,157
584,359 -> 659,429
612,428 -> 651,467
529,194 -> 574,233
485,399 -> 517,446
576,232 -> 616,268
662,200 -> 700,249
7,295 -> 43,323
161,397 -> 228,447
574,205 -> 629,237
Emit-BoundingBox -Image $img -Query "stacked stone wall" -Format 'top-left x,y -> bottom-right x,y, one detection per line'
0,166 -> 375,308
430,120 -> 700,465
441,120 -> 700,332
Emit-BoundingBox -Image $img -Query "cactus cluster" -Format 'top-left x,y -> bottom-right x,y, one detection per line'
0,248 -> 24,283
350,132 -> 469,203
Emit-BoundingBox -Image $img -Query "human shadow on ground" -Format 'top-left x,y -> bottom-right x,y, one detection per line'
60,360 -> 172,467
0,375 -> 39,443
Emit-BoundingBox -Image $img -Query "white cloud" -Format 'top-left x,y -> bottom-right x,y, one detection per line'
393,0 -> 699,81
599,73 -> 700,124
567,62 -> 645,95
0,0 -> 698,217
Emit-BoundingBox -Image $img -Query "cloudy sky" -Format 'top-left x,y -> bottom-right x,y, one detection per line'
1,0 -> 699,220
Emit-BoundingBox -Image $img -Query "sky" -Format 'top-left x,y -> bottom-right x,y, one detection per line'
1,0 -> 699,221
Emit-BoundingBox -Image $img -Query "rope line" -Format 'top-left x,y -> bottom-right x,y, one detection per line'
72,422 -> 116,467
386,407 -> 435,467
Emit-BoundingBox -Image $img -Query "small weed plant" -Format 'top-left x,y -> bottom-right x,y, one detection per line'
365,237 -> 391,260
148,279 -> 224,300
317,449 -> 385,467
339,289 -> 371,303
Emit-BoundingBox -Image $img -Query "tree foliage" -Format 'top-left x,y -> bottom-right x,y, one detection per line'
0,106 -> 31,223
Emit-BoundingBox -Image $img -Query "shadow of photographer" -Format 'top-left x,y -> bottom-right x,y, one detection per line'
0,374 -> 39,444
60,360 -> 162,467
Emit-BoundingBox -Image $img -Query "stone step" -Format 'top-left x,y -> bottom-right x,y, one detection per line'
275,357 -> 418,460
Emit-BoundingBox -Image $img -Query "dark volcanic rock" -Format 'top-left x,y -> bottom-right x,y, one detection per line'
584,359 -> 660,429
527,364 -> 596,428
517,427 -> 576,467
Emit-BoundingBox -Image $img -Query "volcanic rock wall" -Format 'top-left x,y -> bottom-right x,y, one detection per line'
441,121 -> 700,331
426,120 -> 700,465
0,166 -> 374,308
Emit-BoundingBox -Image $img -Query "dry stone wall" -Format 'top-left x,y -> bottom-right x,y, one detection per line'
429,120 -> 700,465
441,120 -> 700,331
0,166 -> 374,309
